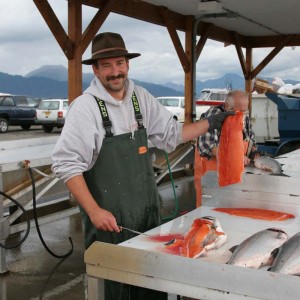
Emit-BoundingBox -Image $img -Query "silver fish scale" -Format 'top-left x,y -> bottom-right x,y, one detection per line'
268,232 -> 300,275
227,228 -> 288,269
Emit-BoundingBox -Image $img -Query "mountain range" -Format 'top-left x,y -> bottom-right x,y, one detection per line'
1,65 -> 298,99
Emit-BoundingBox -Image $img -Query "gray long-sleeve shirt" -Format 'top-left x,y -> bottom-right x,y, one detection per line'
51,77 -> 183,182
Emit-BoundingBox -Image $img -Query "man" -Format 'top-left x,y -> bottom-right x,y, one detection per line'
51,32 -> 232,299
194,90 -> 257,207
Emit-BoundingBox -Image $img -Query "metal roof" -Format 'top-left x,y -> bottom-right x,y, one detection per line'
143,0 -> 300,37
81,0 -> 300,48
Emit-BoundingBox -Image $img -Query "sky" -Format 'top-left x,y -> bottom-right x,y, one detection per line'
1,0 -> 300,85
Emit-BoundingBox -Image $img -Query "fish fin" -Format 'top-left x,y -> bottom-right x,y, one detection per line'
268,247 -> 280,267
229,245 -> 238,253
270,247 -> 280,258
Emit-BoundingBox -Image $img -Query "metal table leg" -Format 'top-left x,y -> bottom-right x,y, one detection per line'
0,172 -> 7,273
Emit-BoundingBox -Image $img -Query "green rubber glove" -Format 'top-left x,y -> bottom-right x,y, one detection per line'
207,111 -> 235,131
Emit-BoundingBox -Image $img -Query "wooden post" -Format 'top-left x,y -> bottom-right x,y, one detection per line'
184,16 -> 194,124
68,0 -> 82,102
245,48 -> 253,116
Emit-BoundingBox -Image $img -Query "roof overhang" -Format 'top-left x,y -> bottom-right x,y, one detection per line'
81,0 -> 300,48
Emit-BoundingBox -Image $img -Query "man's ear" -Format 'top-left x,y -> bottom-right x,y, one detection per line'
92,64 -> 98,76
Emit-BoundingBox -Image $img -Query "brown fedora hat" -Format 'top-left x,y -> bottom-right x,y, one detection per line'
82,32 -> 141,65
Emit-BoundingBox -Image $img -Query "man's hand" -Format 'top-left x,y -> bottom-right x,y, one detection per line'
244,155 -> 250,166
207,111 -> 235,131
89,207 -> 120,233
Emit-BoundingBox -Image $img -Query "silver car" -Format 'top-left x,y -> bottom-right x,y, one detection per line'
35,99 -> 69,133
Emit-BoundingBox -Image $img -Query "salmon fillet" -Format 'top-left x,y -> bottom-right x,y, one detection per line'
213,207 -> 295,221
217,111 -> 244,186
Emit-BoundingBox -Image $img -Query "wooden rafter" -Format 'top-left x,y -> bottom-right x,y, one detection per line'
195,23 -> 210,61
233,32 -> 247,79
158,6 -> 190,73
33,0 -> 73,59
81,0 -> 113,54
251,35 -> 295,79
82,0 -> 300,48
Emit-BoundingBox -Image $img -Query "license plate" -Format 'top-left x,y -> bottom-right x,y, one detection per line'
43,111 -> 51,116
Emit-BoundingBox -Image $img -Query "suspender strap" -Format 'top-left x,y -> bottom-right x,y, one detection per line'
94,91 -> 144,137
94,97 -> 113,137
131,91 -> 144,129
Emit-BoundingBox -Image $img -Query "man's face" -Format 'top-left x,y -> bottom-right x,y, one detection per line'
230,95 -> 249,113
93,57 -> 129,93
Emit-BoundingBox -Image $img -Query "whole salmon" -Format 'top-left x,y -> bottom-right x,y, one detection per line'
268,232 -> 300,275
254,156 -> 282,175
227,228 -> 288,268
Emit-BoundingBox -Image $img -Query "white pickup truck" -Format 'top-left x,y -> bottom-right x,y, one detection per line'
156,96 -> 209,122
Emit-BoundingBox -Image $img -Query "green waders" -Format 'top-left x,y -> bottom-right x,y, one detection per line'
82,95 -> 167,300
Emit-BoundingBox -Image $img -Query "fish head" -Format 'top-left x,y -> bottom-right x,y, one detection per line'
267,228 -> 288,240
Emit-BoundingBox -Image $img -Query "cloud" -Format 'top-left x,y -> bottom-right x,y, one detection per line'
0,0 -> 300,84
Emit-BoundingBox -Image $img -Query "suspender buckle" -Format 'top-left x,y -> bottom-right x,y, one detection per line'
103,120 -> 113,137
135,113 -> 144,129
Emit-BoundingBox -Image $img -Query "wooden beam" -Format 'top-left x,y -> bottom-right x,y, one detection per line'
81,0 -> 113,54
68,0 -> 82,102
158,6 -> 190,73
82,0 -> 300,48
245,48 -> 253,116
195,23 -> 210,61
233,32 -> 247,79
33,0 -> 73,59
184,16 -> 194,124
82,0 -> 187,31
251,35 -> 295,79
246,35 -> 300,48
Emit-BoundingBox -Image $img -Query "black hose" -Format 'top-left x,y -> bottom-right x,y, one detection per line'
28,167 -> 73,258
0,191 -> 30,249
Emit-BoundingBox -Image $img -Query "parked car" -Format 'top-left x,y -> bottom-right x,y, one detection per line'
0,94 -> 40,133
156,96 -> 208,122
35,99 -> 69,132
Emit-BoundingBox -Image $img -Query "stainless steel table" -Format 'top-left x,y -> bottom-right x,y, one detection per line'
85,149 -> 300,300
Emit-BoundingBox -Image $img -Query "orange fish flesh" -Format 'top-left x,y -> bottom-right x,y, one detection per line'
213,207 -> 295,221
217,111 -> 244,187
165,217 -> 227,258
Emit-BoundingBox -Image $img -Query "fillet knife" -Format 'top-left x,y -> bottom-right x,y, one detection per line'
118,225 -> 151,237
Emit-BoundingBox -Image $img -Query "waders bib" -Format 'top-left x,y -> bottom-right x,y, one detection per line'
82,93 -> 167,300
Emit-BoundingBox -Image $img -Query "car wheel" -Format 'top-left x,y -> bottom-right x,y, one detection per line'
21,124 -> 31,130
0,118 -> 9,133
43,125 -> 54,133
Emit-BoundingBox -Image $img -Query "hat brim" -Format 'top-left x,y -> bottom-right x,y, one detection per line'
82,51 -> 141,65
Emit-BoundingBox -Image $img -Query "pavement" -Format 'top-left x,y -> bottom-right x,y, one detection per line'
0,175 -> 196,300
1,125 -> 62,142
1,127 -> 196,299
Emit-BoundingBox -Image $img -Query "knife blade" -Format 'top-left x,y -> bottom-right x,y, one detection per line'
118,225 -> 152,237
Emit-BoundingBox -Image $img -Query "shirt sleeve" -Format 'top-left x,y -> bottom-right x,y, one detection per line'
51,95 -> 105,182
244,115 -> 257,148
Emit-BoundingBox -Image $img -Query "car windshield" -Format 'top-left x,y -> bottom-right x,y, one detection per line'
38,101 -> 60,110
157,98 -> 179,107
63,101 -> 69,109
198,91 -> 211,100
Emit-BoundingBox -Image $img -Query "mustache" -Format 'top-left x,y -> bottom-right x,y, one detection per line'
106,74 -> 125,81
